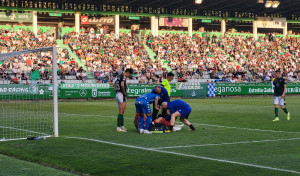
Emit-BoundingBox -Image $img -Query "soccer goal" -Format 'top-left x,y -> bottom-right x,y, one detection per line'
0,47 -> 58,141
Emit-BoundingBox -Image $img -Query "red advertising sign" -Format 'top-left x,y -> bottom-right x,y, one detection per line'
81,16 -> 89,24
159,17 -> 188,27
80,16 -> 115,25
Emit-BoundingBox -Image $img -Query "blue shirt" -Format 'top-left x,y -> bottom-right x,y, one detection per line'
151,87 -> 170,103
167,100 -> 190,114
136,93 -> 159,104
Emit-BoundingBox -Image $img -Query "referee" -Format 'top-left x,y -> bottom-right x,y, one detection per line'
161,72 -> 174,97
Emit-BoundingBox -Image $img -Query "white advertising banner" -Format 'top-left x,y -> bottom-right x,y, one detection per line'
256,17 -> 286,29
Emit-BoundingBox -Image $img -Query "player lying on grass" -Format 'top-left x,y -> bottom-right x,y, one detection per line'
161,100 -> 195,131
135,93 -> 160,134
151,109 -> 183,131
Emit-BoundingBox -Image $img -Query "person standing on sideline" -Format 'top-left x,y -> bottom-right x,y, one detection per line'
273,70 -> 290,121
114,68 -> 133,132
161,72 -> 175,97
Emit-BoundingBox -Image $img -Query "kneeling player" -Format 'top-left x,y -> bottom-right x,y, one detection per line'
135,93 -> 159,134
161,100 -> 195,131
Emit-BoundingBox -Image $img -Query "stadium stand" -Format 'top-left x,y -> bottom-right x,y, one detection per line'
0,25 -> 299,84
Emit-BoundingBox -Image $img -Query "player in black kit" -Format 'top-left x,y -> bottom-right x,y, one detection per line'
114,68 -> 133,132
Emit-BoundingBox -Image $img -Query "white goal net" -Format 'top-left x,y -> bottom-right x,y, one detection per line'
0,47 -> 58,141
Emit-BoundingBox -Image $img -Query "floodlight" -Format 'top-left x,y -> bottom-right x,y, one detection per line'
257,0 -> 264,3
195,0 -> 203,4
272,1 -> 280,8
265,1 -> 272,8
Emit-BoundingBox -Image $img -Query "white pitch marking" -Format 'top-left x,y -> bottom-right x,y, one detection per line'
151,138 -> 300,149
0,126 -> 50,136
59,113 -> 300,134
65,136 -> 300,175
194,123 -> 300,134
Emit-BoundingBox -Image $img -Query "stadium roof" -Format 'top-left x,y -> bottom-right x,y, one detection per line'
63,0 -> 300,17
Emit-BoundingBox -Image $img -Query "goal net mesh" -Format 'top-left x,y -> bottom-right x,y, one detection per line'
0,47 -> 57,141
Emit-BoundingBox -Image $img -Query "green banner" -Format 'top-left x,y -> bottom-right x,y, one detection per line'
129,16 -> 140,20
215,83 -> 300,95
60,83 -> 110,89
0,84 -> 52,100
49,12 -> 62,17
176,82 -> 207,98
126,84 -> 181,97
0,83 -> 299,100
0,12 -> 33,22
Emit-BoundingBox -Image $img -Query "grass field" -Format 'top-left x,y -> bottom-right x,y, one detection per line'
0,96 -> 299,176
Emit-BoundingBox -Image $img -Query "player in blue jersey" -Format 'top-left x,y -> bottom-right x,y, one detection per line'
151,86 -> 170,121
135,93 -> 159,134
161,100 -> 195,131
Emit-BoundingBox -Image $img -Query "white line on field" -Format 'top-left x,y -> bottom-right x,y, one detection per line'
151,138 -> 300,149
59,113 -> 300,134
0,126 -> 50,136
59,113 -> 132,120
65,136 -> 300,175
194,123 -> 300,134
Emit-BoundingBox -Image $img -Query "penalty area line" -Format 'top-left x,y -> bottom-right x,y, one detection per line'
59,113 -> 300,134
151,137 -> 300,149
65,136 -> 300,175
194,123 -> 300,134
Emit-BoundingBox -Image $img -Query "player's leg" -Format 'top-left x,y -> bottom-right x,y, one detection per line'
279,97 -> 290,120
152,102 -> 161,121
152,117 -> 163,123
143,103 -> 152,134
143,113 -> 153,134
168,111 -> 181,131
273,96 -> 279,121
136,104 -> 145,133
179,107 -> 195,130
116,93 -> 127,132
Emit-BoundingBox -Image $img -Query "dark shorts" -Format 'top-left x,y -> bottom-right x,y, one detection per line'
178,106 -> 192,119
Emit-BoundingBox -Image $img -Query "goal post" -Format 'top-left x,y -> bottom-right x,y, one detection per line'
0,46 -> 58,141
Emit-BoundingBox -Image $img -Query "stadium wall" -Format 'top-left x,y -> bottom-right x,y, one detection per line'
0,83 -> 299,100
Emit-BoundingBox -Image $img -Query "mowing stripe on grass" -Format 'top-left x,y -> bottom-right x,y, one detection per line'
66,136 -> 300,175
194,123 -> 300,134
59,113 -> 300,134
151,137 -> 300,149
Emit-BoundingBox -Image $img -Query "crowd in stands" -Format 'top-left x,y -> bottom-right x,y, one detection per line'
147,32 -> 300,83
0,26 -> 86,84
64,27 -> 169,84
0,25 -> 299,84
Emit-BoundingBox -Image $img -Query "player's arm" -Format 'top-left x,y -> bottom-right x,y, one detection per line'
282,83 -> 286,98
113,81 -> 117,94
120,81 -> 126,96
154,96 -> 159,110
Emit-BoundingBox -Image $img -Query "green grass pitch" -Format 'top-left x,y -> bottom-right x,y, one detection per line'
0,96 -> 299,176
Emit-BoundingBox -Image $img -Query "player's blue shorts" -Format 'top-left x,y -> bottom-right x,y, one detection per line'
178,106 -> 192,119
135,101 -> 151,114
